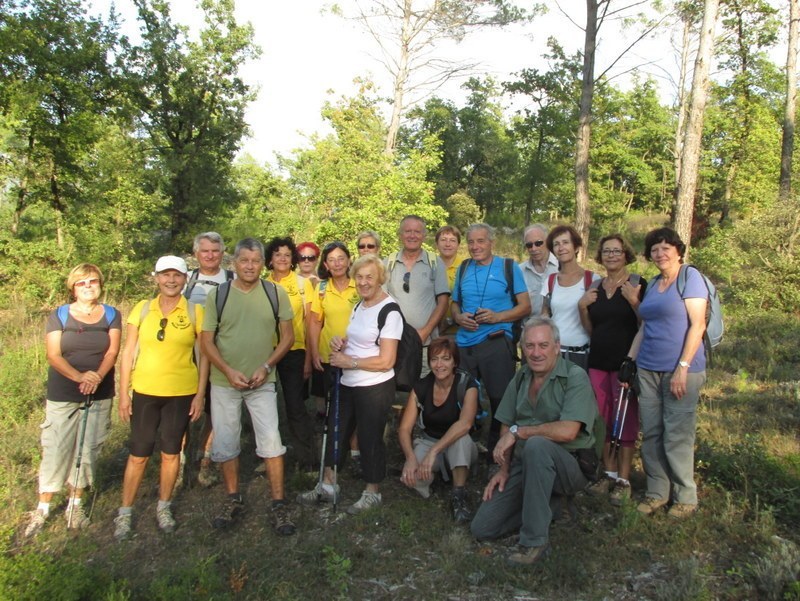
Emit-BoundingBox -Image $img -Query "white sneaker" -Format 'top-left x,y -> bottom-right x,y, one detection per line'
296,483 -> 340,505
24,510 -> 48,538
346,490 -> 381,515
114,513 -> 132,541
65,503 -> 90,529
156,505 -> 176,533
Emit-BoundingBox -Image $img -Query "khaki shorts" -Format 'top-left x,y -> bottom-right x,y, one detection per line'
39,398 -> 112,493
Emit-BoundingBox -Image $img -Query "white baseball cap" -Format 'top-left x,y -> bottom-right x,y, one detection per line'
153,255 -> 188,275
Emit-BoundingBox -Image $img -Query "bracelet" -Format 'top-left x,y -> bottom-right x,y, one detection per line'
351,359 -> 359,369
263,362 -> 272,374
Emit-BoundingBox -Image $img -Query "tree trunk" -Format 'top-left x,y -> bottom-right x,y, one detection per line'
575,0 -> 598,261
384,0 -> 413,154
779,0 -> 799,201
673,13 -> 693,220
674,0 -> 719,254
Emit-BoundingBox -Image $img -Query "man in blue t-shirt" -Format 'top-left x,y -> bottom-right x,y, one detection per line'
451,223 -> 530,455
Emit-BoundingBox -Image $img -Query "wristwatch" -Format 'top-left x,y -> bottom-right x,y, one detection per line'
263,362 -> 272,374
351,359 -> 359,369
509,424 -> 520,440
678,360 -> 690,368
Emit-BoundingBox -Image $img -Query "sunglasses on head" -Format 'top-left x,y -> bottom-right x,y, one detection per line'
74,278 -> 100,288
358,243 -> 377,250
525,240 -> 545,249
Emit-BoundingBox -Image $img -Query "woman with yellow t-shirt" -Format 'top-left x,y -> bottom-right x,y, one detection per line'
307,242 -> 360,468
266,237 -> 318,471
114,256 -> 208,540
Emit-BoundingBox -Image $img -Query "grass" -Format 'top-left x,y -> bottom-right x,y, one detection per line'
1,303 -> 799,599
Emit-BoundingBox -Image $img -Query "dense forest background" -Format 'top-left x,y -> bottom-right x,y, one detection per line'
0,0 -> 797,312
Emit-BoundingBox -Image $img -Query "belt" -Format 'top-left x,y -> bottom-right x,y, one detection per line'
562,344 -> 589,353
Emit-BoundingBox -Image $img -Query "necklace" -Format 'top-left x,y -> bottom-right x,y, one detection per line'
471,259 -> 493,309
603,272 -> 628,295
73,303 -> 96,316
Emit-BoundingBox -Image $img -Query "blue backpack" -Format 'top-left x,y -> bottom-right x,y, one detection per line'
57,304 -> 117,331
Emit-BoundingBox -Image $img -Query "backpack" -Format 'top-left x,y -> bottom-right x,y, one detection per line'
215,279 -> 280,341
57,304 -> 117,331
366,301 -> 422,392
184,268 -> 234,299
676,265 -> 723,349
456,257 -> 523,345
387,250 -> 438,283
587,273 -> 641,292
547,270 -> 596,299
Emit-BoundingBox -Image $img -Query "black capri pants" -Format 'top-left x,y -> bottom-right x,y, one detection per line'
323,377 -> 395,484
130,391 -> 193,457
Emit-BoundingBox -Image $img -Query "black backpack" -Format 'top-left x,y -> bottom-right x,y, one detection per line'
366,301 -> 422,392
184,268 -> 235,299
214,279 -> 280,341
456,257 -> 523,345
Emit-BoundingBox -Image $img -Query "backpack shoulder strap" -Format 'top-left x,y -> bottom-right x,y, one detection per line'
547,273 -> 558,295
224,269 -> 235,281
184,269 -> 199,299
456,259 -> 470,302
588,278 -> 602,290
215,280 -> 232,327
375,301 -> 402,345
426,250 -> 438,281
503,257 -> 517,303
318,279 -> 328,299
260,279 -> 279,322
387,252 -> 401,275
584,270 -> 594,290
57,304 -> 70,329
186,301 -> 197,331
628,273 -> 641,287
101,304 -> 117,325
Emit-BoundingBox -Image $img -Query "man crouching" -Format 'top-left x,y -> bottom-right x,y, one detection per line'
470,316 -> 598,565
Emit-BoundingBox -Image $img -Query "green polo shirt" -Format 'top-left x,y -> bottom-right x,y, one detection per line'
495,356 -> 597,452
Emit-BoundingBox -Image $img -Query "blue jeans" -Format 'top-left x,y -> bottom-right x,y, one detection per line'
637,368 -> 706,505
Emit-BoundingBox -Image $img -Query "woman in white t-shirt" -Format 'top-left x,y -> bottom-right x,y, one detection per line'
297,254 -> 401,515
541,224 -> 599,371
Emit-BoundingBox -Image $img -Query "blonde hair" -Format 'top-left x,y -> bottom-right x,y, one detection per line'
66,263 -> 104,293
350,254 -> 387,285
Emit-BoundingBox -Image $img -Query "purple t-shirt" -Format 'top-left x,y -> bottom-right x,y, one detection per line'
637,268 -> 707,373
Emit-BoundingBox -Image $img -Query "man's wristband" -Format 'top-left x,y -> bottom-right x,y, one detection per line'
263,362 -> 272,374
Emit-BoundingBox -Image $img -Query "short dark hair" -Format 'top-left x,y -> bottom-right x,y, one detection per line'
234,238 -> 265,261
643,227 -> 686,261
546,224 -> 583,253
435,225 -> 461,244
318,241 -> 351,280
265,237 -> 299,271
427,337 -> 460,367
595,234 -> 637,265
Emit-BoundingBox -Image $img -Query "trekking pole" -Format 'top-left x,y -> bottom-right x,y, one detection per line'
332,368 -> 341,513
610,387 -> 630,461
68,394 -> 94,529
316,376 -> 333,502
616,387 -> 631,457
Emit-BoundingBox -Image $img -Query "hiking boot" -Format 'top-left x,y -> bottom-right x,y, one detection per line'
114,513 -> 132,541
346,490 -> 381,515
451,490 -> 472,524
668,503 -> 697,519
609,480 -> 631,506
65,503 -> 90,529
197,461 -> 218,487
212,495 -> 244,529
586,476 -> 614,497
296,483 -> 340,505
272,502 -> 296,536
637,496 -> 668,515
508,543 -> 551,566
24,510 -> 48,538
157,504 -> 176,533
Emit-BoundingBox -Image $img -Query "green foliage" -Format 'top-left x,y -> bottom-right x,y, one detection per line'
287,83 -> 446,253
443,191 -> 483,231
322,545 -> 352,597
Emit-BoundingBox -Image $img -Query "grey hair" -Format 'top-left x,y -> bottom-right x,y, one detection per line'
466,223 -> 495,241
522,315 -> 561,345
233,238 -> 265,261
398,215 -> 426,235
523,224 -> 548,242
356,230 -> 382,248
193,231 -> 225,253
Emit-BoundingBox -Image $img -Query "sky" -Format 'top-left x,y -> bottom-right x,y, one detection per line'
88,1 -> 731,165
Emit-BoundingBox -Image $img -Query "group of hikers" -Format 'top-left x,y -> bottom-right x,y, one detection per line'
25,216 -> 710,566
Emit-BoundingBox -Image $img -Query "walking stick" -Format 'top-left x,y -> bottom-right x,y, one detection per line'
609,387 -> 630,460
67,394 -> 94,529
316,373 -> 333,502
332,368 -> 341,512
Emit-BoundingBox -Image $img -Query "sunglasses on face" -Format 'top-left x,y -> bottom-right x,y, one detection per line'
74,278 -> 100,288
157,318 -> 168,342
358,243 -> 377,250
525,240 -> 545,249
402,272 -> 411,293
299,255 -> 317,262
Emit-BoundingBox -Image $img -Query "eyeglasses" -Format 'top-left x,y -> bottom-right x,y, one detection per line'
74,278 -> 100,288
157,318 -> 168,342
358,243 -> 377,250
402,272 -> 411,293
299,255 -> 317,262
525,240 -> 545,249
601,248 -> 624,256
